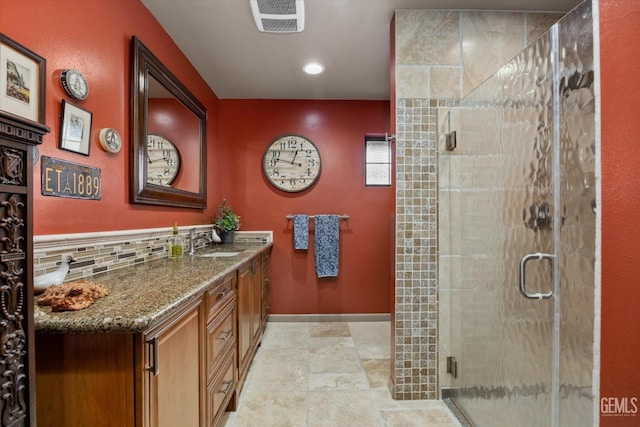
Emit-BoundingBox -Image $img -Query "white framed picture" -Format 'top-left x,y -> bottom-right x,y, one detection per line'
59,100 -> 92,156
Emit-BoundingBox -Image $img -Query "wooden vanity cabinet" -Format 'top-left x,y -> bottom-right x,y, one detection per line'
35,296 -> 205,427
236,246 -> 272,393
35,333 -> 135,426
34,249 -> 269,427
204,272 -> 237,427
35,274 -> 240,427
261,248 -> 271,331
236,258 -> 261,392
143,296 -> 204,427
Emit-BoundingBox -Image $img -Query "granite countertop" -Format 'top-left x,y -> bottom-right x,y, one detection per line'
34,242 -> 272,334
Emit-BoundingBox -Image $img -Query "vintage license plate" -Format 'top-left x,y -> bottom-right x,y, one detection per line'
41,156 -> 102,200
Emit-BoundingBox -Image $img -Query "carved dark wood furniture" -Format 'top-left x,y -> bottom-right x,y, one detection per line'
0,107 -> 49,426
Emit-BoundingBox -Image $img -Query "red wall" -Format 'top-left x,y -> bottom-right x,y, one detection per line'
599,1 -> 640,424
219,100 -> 391,314
2,1 -> 393,315
1,0 -> 221,234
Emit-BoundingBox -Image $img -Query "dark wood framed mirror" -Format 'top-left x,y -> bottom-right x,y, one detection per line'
130,36 -> 207,209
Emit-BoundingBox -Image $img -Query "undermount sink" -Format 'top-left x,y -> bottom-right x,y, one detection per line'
195,251 -> 242,258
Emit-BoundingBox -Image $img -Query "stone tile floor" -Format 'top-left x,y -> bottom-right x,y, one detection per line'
220,321 -> 462,427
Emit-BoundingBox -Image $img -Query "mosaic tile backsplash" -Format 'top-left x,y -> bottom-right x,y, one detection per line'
34,227 -> 272,282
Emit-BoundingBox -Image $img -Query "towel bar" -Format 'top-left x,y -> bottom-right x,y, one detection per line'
286,214 -> 349,220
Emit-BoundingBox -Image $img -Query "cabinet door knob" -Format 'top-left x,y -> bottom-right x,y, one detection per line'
220,380 -> 233,395
220,330 -> 233,341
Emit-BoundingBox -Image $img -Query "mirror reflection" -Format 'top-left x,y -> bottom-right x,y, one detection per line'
131,36 -> 207,208
147,77 -> 200,192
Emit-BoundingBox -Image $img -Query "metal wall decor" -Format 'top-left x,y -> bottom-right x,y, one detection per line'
60,68 -> 89,101
41,156 -> 102,200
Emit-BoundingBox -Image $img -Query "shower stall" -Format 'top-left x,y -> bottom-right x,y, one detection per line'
439,1 -> 596,426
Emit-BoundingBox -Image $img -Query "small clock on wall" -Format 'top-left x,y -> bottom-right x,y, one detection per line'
60,69 -> 89,101
146,134 -> 180,186
98,128 -> 122,153
262,134 -> 321,192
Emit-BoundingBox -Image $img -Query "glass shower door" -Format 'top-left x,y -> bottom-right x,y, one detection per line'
444,29 -> 556,426
442,2 -> 595,426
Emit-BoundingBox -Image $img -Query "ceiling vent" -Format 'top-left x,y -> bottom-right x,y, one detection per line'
249,0 -> 305,33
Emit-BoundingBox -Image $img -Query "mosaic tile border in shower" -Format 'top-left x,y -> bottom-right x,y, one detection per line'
33,227 -> 273,283
393,98 -> 440,400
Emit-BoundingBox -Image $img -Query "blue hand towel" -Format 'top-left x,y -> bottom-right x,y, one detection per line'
293,215 -> 309,250
314,215 -> 340,277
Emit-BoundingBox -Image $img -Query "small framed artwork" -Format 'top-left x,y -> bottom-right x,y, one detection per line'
0,33 -> 46,124
59,100 -> 92,156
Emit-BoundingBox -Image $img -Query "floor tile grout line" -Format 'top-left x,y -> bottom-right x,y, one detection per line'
222,321 -> 462,427
349,322 -> 391,427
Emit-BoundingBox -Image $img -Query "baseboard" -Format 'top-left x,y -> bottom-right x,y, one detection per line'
267,313 -> 390,322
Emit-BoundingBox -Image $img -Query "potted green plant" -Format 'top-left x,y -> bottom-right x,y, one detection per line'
213,198 -> 241,243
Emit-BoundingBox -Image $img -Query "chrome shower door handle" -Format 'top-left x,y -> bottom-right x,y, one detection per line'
519,253 -> 555,299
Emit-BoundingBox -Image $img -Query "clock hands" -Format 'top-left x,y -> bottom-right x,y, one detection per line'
148,157 -> 171,164
279,159 -> 302,166
276,150 -> 302,167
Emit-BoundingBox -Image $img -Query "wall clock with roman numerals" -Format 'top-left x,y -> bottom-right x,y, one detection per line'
262,134 -> 321,192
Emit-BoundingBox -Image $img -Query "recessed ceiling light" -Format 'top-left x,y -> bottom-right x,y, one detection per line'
303,62 -> 324,75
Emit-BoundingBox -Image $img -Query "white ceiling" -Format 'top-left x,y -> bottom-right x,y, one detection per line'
141,0 -> 582,100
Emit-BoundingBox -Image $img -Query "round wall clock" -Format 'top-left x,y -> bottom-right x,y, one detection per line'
60,69 -> 89,101
262,134 -> 321,192
146,134 -> 180,186
98,128 -> 122,153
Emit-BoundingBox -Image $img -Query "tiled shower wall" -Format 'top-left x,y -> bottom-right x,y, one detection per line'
392,9 -> 561,400
394,98 -> 440,399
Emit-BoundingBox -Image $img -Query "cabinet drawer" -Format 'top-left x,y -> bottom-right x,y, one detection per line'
207,300 -> 236,381
207,350 -> 235,427
206,272 -> 236,322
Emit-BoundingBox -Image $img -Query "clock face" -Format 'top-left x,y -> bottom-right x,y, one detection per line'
98,128 -> 122,153
262,135 -> 321,192
60,69 -> 89,101
146,134 -> 180,186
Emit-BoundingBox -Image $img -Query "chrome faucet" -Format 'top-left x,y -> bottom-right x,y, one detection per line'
188,228 -> 213,255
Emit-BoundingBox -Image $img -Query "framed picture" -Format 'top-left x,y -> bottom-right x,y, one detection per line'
59,100 -> 92,156
0,33 -> 46,124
